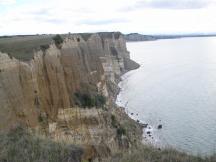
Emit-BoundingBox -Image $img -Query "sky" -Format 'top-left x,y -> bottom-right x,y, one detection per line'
0,0 -> 216,35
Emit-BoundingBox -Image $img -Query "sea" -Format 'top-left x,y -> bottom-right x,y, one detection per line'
116,37 -> 216,156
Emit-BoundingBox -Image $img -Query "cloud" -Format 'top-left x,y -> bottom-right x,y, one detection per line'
1,0 -> 216,35
42,18 -> 65,24
29,8 -> 50,16
78,19 -> 129,26
0,0 -> 16,5
123,0 -> 216,11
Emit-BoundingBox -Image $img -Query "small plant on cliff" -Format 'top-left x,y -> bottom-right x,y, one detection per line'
40,44 -> 49,51
74,92 -> 106,108
111,115 -> 118,128
117,126 -> 126,137
94,94 -> 106,108
74,92 -> 94,108
110,114 -> 126,136
52,34 -> 63,48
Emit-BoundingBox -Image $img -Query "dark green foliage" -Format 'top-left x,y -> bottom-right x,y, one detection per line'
40,44 -> 49,51
74,92 -> 106,108
117,126 -> 126,137
0,126 -> 83,162
95,94 -> 106,107
38,114 -> 44,123
111,115 -> 118,128
52,34 -> 63,47
74,92 -> 94,108
82,94 -> 95,107
111,114 -> 126,136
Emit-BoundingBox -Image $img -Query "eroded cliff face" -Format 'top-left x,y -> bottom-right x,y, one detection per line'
0,32 -> 141,161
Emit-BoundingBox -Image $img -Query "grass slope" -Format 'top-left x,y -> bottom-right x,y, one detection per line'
110,146 -> 216,162
0,35 -> 53,61
0,126 -> 83,162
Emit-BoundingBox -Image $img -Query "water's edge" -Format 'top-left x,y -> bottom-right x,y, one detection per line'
116,38 -> 216,156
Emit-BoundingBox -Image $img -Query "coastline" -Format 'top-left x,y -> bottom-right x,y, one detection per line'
116,37 -> 216,156
116,58 -> 163,149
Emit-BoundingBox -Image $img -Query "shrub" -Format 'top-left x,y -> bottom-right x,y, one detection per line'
117,126 -> 126,137
95,94 -> 106,107
111,115 -> 118,128
74,92 -> 94,108
52,34 -> 63,48
74,92 -> 106,108
38,114 -> 44,123
40,44 -> 49,51
82,94 -> 95,107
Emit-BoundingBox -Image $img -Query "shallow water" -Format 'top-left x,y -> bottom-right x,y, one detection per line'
116,37 -> 216,156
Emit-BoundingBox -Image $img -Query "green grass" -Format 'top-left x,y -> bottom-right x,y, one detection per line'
110,145 -> 216,162
0,35 -> 54,61
0,32 -> 122,61
0,126 -> 83,162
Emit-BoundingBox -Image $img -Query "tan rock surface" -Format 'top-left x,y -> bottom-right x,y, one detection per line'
0,33 -> 142,160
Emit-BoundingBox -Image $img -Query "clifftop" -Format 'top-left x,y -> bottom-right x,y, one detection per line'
0,32 -> 123,61
124,33 -> 157,42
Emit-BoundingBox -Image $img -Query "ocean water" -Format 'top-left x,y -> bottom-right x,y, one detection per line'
116,37 -> 216,156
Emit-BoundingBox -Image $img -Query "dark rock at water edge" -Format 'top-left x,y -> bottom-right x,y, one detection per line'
141,123 -> 148,128
147,131 -> 151,134
158,125 -> 162,129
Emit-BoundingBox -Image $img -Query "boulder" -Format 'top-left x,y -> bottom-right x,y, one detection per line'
158,124 -> 162,129
141,123 -> 148,128
146,131 -> 151,134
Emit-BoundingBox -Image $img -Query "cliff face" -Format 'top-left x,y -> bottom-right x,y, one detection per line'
124,33 -> 157,42
0,32 -> 141,161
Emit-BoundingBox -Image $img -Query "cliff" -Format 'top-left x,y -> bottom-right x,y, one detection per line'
0,32 -> 141,161
124,33 -> 157,42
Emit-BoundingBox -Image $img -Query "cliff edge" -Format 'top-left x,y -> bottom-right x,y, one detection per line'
0,32 -> 141,161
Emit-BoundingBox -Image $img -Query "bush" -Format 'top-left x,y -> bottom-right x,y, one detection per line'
40,44 -> 49,51
117,126 -> 126,137
74,92 -> 106,108
82,94 -> 95,107
74,92 -> 94,108
52,34 -> 63,48
111,115 -> 118,128
95,94 -> 106,107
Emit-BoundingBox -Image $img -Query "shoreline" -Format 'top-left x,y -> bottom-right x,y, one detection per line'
116,63 -> 163,148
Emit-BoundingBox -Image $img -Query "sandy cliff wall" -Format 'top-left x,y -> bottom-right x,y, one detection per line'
0,32 -> 141,161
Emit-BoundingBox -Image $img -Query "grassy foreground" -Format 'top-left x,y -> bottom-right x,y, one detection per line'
110,146 -> 216,162
0,126 -> 215,162
0,127 -> 83,162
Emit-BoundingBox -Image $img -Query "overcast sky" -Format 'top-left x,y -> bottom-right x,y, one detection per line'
1,0 -> 216,35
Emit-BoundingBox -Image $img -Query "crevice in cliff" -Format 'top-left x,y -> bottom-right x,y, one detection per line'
42,52 -> 55,120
